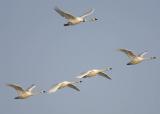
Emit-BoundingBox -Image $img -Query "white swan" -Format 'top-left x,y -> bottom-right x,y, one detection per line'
118,48 -> 156,65
48,80 -> 82,93
54,6 -> 98,26
77,67 -> 112,79
7,84 -> 44,99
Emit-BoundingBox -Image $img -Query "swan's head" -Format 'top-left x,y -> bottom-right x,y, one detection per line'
91,18 -> 98,22
93,18 -> 98,21
151,56 -> 156,59
74,80 -> 82,84
40,90 -> 46,94
105,67 -> 112,71
79,80 -> 82,83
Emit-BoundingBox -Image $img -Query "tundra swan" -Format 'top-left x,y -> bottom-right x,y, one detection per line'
54,6 -> 98,26
48,80 -> 82,93
7,84 -> 44,99
77,67 -> 112,79
118,48 -> 156,65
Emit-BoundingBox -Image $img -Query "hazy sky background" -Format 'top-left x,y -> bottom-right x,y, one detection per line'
0,0 -> 160,114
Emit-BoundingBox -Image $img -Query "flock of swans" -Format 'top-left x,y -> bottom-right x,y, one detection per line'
7,7 -> 157,99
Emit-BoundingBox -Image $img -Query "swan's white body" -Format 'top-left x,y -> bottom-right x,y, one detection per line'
54,7 -> 97,26
48,81 -> 81,93
118,48 -> 156,65
77,67 -> 112,79
7,84 -> 39,99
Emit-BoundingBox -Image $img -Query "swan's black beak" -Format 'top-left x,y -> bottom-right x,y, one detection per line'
152,57 -> 156,59
94,18 -> 98,20
109,67 -> 112,70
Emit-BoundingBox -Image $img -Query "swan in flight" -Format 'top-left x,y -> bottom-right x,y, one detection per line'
7,84 -> 45,99
48,80 -> 82,93
118,48 -> 156,65
54,6 -> 98,26
77,67 -> 112,79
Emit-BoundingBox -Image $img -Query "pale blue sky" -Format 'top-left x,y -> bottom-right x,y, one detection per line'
0,0 -> 160,114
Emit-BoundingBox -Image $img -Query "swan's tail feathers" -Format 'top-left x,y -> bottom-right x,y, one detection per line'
64,23 -> 70,26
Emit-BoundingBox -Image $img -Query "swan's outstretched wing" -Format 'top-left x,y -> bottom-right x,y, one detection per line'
48,83 -> 61,93
98,72 -> 112,80
54,7 -> 76,19
80,8 -> 94,18
7,84 -> 24,95
68,84 -> 80,91
139,51 -> 148,57
118,48 -> 137,58
26,84 -> 36,92
76,71 -> 89,78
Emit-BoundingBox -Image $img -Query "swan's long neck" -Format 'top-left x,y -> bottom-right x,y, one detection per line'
32,90 -> 46,95
103,67 -> 112,71
71,80 -> 82,84
144,56 -> 156,60
85,18 -> 97,22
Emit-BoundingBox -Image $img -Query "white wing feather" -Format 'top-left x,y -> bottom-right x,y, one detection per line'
80,9 -> 95,18
54,7 -> 76,19
48,84 -> 61,93
26,84 -> 36,92
139,51 -> 148,57
76,71 -> 89,78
